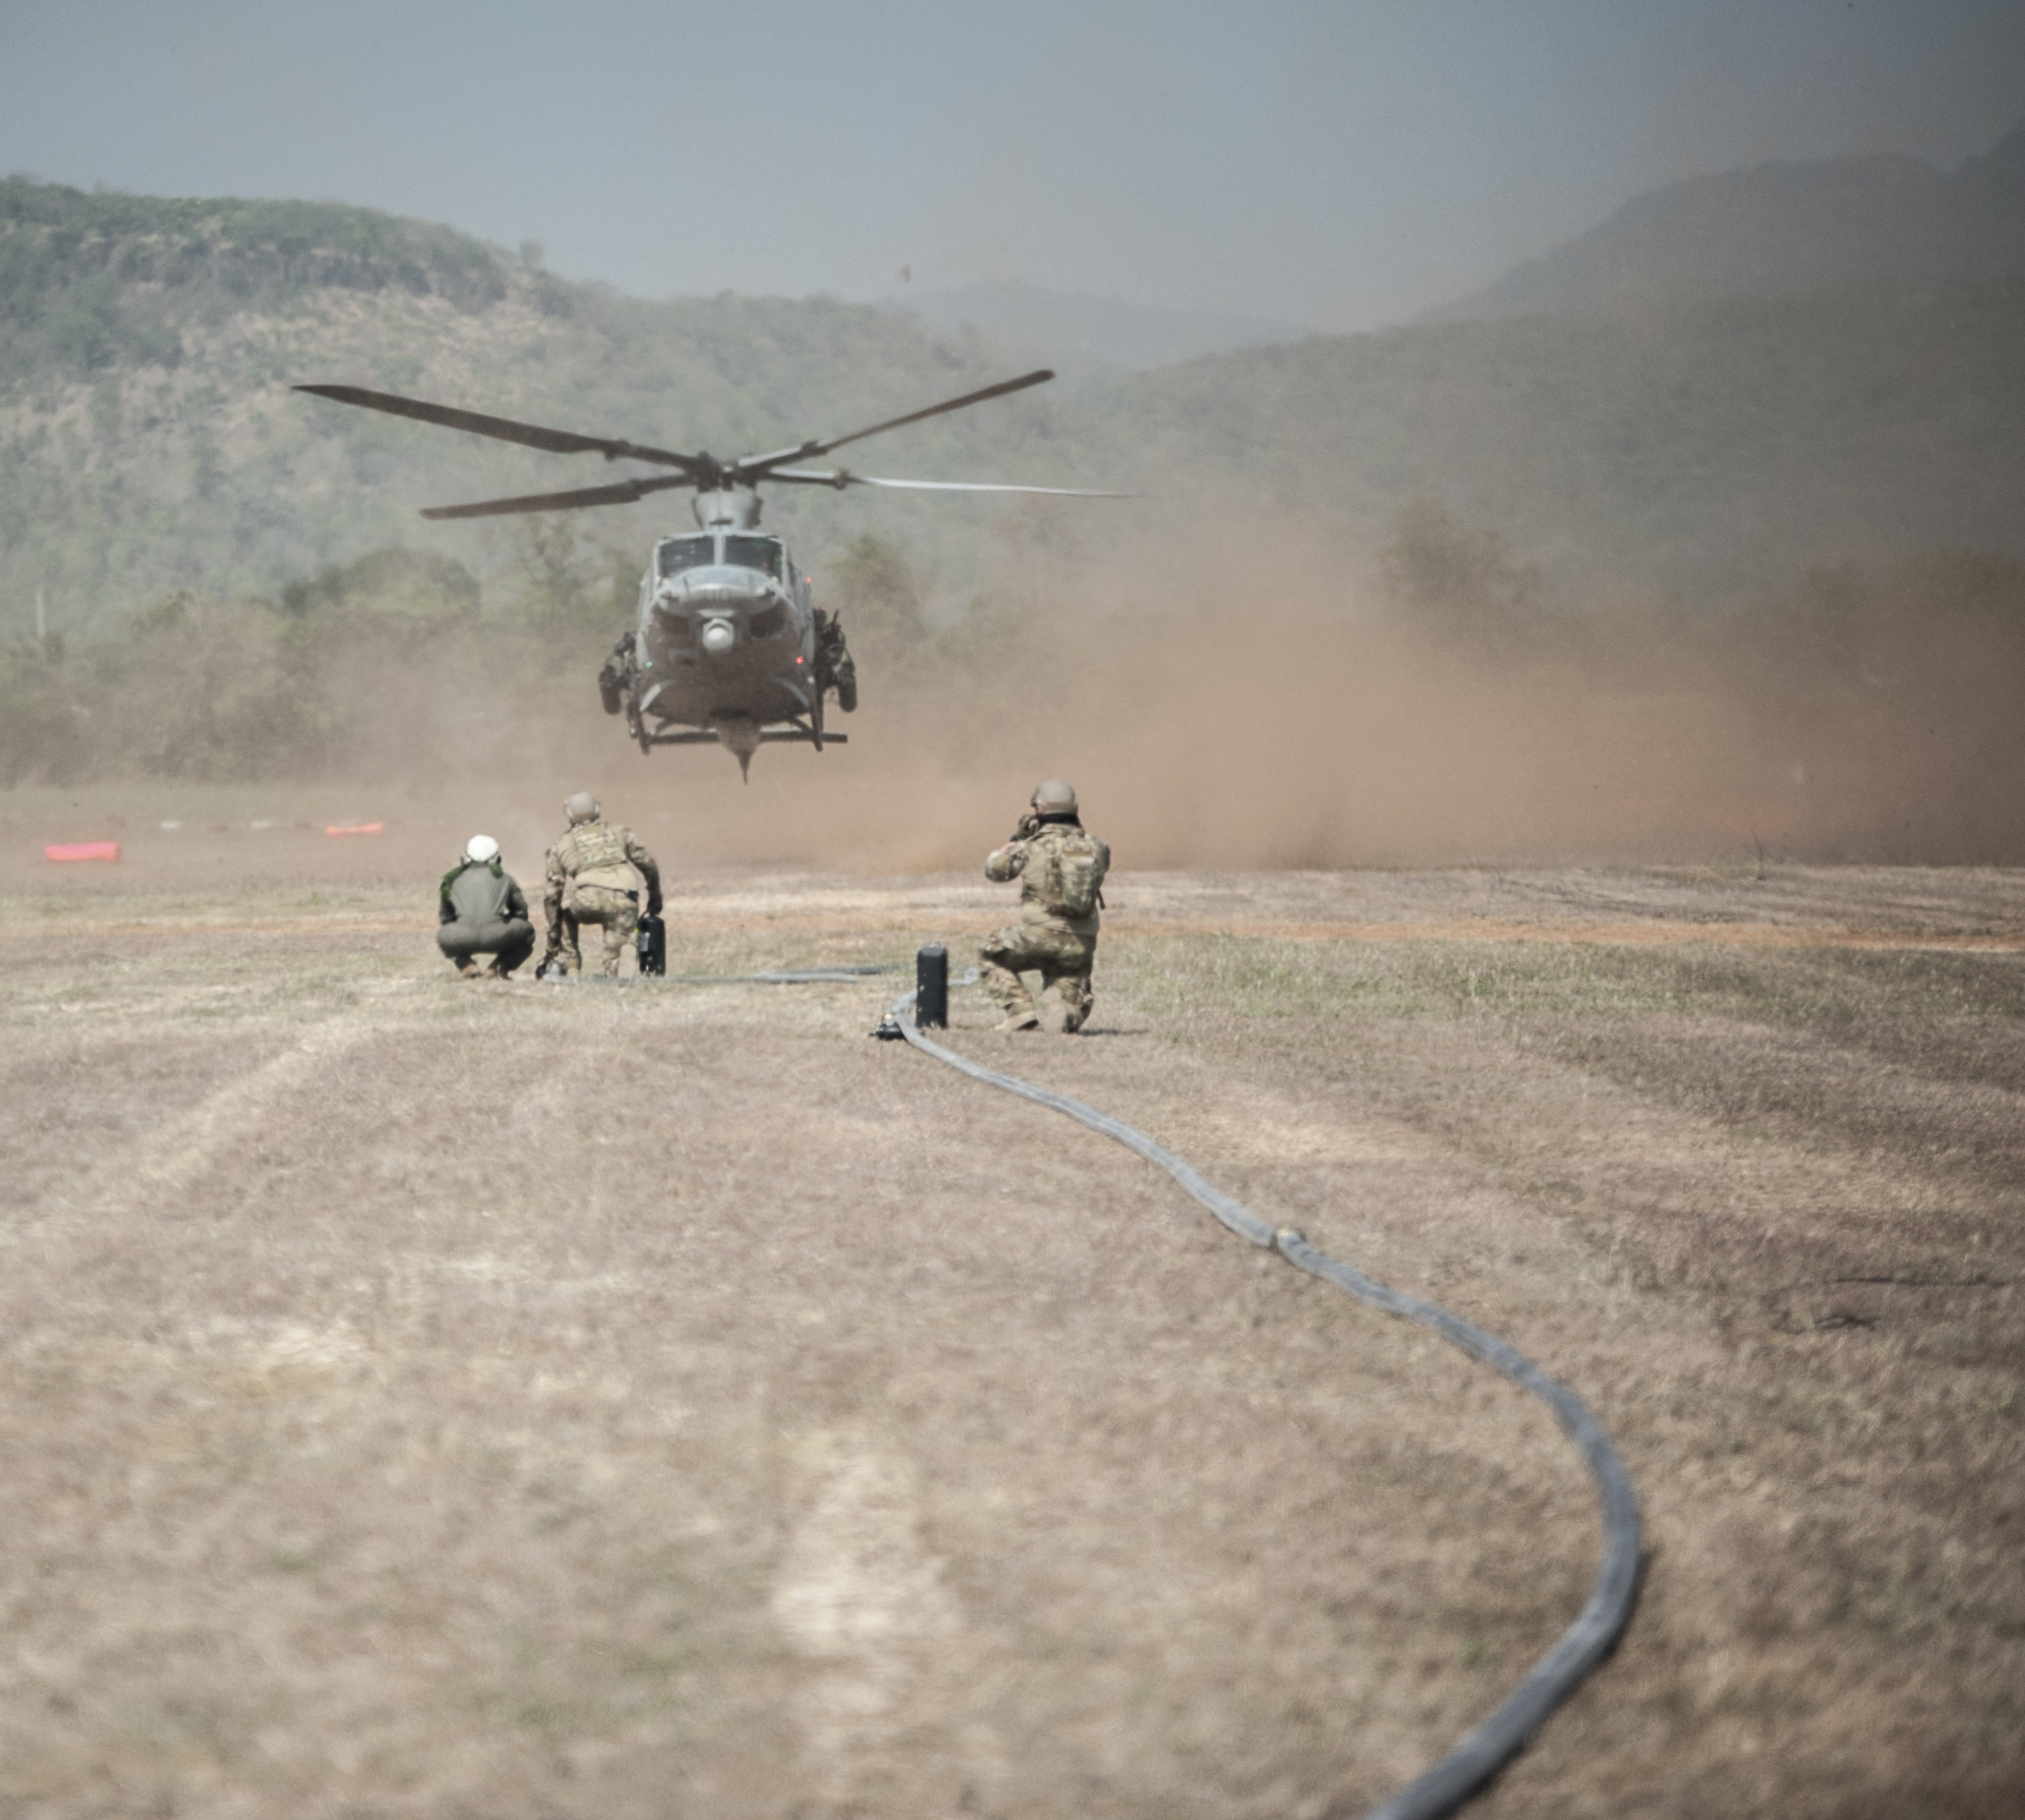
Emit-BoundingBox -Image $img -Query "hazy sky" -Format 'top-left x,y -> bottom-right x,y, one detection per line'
3,1 -> 2020,330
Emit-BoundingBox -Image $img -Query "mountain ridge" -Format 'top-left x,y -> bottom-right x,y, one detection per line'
3,177 -> 2022,637
889,278 -> 1308,376
1432,122 -> 2025,322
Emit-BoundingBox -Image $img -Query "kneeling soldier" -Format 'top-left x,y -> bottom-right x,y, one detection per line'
981,779 -> 1110,1033
542,792 -> 662,979
437,834 -> 535,979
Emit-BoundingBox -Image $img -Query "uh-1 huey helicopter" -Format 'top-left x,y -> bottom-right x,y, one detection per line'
294,369 -> 1125,777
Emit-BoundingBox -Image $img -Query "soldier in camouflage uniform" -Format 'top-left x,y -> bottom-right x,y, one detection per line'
980,779 -> 1110,1033
541,792 -> 663,978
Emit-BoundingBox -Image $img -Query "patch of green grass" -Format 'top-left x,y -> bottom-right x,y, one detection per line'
1117,934 -> 1716,1022
1113,934 -> 2025,1056
1585,945 -> 2025,1028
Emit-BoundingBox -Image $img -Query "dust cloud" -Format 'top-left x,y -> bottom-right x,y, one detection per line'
11,517 -> 2023,884
457,525 -> 2025,878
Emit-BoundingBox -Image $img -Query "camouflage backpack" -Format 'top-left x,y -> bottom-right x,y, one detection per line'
1038,828 -> 1108,919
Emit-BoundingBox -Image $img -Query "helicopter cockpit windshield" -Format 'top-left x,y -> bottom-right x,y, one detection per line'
724,535 -> 784,580
657,534 -> 784,580
657,535 -> 715,578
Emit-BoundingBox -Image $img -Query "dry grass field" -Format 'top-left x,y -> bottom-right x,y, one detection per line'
1,838 -> 2021,1818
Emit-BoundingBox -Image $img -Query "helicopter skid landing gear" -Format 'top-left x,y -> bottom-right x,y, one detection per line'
637,721 -> 846,751
762,720 -> 844,746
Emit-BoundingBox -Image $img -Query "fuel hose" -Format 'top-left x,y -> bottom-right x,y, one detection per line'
885,990 -> 1641,1820
543,967 -> 895,985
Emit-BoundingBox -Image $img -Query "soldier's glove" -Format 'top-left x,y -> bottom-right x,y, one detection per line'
647,897 -> 663,917
1013,814 -> 1041,842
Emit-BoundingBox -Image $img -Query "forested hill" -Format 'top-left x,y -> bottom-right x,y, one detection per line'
0,178 -> 514,331
1102,278 -> 2025,598
4,177 -> 2022,635
1431,122 -> 2025,322
0,180 -> 1078,636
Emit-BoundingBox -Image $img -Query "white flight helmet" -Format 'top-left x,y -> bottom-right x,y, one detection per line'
464,834 -> 500,864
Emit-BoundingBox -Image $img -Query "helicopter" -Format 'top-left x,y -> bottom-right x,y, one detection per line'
294,370 -> 1125,776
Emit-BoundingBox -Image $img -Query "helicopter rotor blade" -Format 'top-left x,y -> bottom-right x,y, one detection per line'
294,384 -> 702,471
419,474 -> 693,520
732,368 -> 1055,477
855,475 -> 1137,497
765,467 -> 1136,498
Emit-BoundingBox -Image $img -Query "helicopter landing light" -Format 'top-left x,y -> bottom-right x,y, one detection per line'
700,619 -> 736,654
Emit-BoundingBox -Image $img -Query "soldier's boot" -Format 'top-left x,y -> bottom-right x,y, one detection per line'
485,958 -> 514,980
1057,974 -> 1094,1034
455,958 -> 481,980
996,1010 -> 1041,1034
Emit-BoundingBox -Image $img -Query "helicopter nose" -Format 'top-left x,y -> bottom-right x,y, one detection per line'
699,618 -> 736,655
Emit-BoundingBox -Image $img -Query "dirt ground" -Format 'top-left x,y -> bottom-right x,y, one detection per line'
1,848 -> 2021,1819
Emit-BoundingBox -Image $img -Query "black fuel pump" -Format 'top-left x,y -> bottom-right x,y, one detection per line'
915,943 -> 948,1029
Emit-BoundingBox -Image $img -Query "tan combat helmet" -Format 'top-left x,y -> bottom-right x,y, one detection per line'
1031,779 -> 1078,816
563,792 -> 601,824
